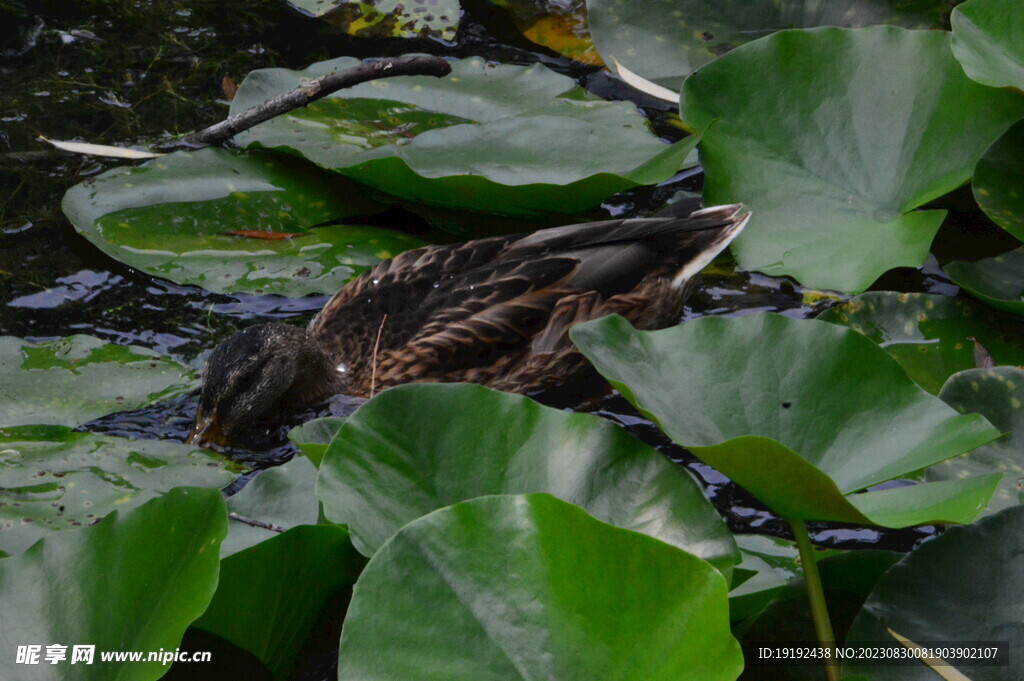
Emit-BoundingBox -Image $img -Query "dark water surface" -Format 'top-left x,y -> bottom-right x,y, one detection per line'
0,2 -> 990,677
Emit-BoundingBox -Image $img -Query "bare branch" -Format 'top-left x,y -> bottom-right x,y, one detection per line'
175,55 -> 451,148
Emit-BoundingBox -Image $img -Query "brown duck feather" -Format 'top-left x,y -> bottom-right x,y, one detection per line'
309,204 -> 749,396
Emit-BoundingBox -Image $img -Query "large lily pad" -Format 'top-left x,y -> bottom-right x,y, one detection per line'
317,383 -> 738,570
0,334 -> 196,428
0,487 -> 227,681
925,367 -> 1024,515
951,0 -> 1024,90
571,314 -> 1002,525
195,525 -> 366,681
288,0 -> 460,42
587,0 -> 952,88
337,494 -> 743,681
946,248 -> 1024,317
972,117 -> 1024,241
287,416 -> 347,467
845,505 -> 1024,679
679,26 -> 1024,292
818,292 -> 1024,394
62,147 -> 424,296
220,454 -> 319,557
0,425 -> 241,557
231,56 -> 697,217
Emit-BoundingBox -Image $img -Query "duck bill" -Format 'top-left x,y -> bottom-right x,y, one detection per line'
186,413 -> 228,449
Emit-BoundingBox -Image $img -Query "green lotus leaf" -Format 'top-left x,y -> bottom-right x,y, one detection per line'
220,454 -> 320,557
951,0 -> 1024,90
586,0 -> 951,88
973,117 -> 1024,240
679,26 -> 1024,292
571,314 -> 1002,525
288,0 -> 460,42
231,56 -> 697,217
0,425 -> 242,558
728,535 -> 801,624
0,335 -> 196,428
287,416 -> 347,467
195,525 -> 366,681
317,383 -> 737,571
818,292 -> 1024,394
946,248 -> 1024,317
925,367 -> 1024,516
62,147 -> 423,296
0,488 -> 226,681
845,505 -> 1024,679
738,549 -> 901,681
337,494 -> 743,681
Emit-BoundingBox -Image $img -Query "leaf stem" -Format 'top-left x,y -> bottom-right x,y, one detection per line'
791,519 -> 839,681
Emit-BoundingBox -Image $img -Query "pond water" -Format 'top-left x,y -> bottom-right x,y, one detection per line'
1,0 -> 985,600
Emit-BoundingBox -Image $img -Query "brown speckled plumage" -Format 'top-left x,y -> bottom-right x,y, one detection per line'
188,204 -> 749,446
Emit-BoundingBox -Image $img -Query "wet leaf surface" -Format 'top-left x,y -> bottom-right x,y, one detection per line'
946,247 -> 1024,317
62,148 -> 424,296
232,56 -> 696,216
0,425 -> 242,557
337,494 -> 743,681
951,0 -> 1024,89
0,335 -> 196,428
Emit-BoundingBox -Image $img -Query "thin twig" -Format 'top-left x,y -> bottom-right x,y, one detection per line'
370,313 -> 388,398
174,56 -> 451,148
228,511 -> 285,533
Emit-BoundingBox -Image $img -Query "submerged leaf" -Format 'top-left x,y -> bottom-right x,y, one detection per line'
819,292 -> 1024,394
289,0 -> 460,42
679,26 -> 1024,292
0,334 -> 196,428
0,425 -> 242,557
337,494 -> 743,681
586,0 -> 955,88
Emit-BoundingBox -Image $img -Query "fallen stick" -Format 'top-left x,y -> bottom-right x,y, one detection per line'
175,55 -> 451,148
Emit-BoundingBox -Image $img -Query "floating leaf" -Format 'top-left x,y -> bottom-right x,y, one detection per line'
287,416 -> 347,467
62,147 -> 423,296
972,117 -> 1024,241
738,549 -> 902,681
0,488 -> 226,681
220,454 -> 319,557
819,292 -> 1024,394
195,525 -> 366,681
586,0 -> 955,88
679,26 -> 1024,292
38,135 -> 164,159
288,0 -> 460,42
317,383 -> 737,570
337,494 -> 743,681
231,56 -> 696,217
494,0 -> 601,65
946,248 -> 1024,317
0,425 -> 241,557
728,535 -> 801,624
0,334 -> 196,428
571,314 -> 1001,526
951,0 -> 1024,90
845,505 -> 1024,679
926,367 -> 1024,515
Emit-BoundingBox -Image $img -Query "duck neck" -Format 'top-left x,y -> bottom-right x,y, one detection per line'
281,329 -> 349,408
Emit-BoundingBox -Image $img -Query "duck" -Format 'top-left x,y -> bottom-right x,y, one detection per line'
187,203 -> 749,447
